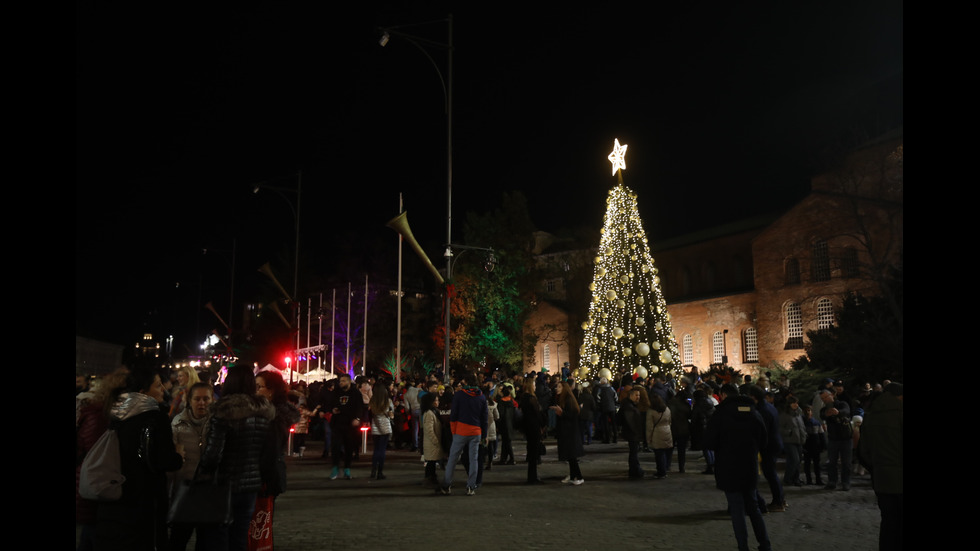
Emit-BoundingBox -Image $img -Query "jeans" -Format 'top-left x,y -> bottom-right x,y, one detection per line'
372,434 -> 390,471
724,490 -> 772,551
443,433 -> 481,490
580,418 -> 593,444
411,409 -> 421,449
654,448 -> 671,476
198,491 -> 257,551
628,440 -> 643,478
783,443 -> 802,485
674,436 -> 689,472
826,439 -> 852,487
758,450 -> 785,505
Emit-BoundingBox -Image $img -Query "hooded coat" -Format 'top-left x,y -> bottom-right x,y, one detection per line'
704,395 -> 768,492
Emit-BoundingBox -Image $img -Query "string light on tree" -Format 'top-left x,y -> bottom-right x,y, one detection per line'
581,138 -> 682,383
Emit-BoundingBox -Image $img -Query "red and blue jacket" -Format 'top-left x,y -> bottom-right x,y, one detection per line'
449,387 -> 488,438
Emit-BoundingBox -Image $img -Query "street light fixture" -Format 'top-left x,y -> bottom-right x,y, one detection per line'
251,171 -> 302,301
252,171 -> 303,383
378,15 -> 456,382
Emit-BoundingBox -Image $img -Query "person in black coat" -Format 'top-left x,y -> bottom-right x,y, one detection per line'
575,381 -> 596,445
519,379 -> 544,484
551,380 -> 585,484
616,386 -> 645,479
705,384 -> 772,551
495,385 -> 518,465
95,367 -> 184,551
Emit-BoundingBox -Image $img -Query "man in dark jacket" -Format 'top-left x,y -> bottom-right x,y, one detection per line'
616,387 -> 644,479
322,373 -> 365,480
705,383 -> 772,551
596,377 -> 618,443
820,387 -> 853,490
747,384 -> 786,512
859,382 -> 903,551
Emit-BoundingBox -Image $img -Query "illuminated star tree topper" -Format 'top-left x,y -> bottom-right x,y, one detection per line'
607,138 -> 628,177
579,139 -> 681,384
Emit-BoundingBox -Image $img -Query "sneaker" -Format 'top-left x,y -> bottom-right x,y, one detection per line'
768,502 -> 786,513
841,484 -> 851,491
561,476 -> 571,484
466,487 -> 476,496
438,486 -> 451,496
343,468 -> 352,480
329,467 -> 339,480
571,478 -> 584,486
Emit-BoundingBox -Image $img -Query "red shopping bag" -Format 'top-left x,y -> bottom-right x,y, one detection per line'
247,495 -> 275,551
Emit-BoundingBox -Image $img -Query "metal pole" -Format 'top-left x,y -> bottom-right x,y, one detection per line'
346,282 -> 351,377
318,292 -> 324,372
396,193 -> 403,384
444,14 -> 453,384
363,274 -> 368,377
331,288 -> 336,375
306,297 -> 312,376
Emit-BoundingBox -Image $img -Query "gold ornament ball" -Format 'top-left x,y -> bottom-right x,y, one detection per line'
636,343 -> 651,357
635,366 -> 648,379
606,289 -> 617,300
635,296 -> 645,305
599,368 -> 612,380
590,354 -> 600,365
612,327 -> 624,339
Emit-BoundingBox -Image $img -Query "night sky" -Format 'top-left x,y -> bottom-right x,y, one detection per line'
75,3 -> 903,350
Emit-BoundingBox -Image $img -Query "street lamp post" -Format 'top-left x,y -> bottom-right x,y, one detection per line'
379,15 -> 454,381
253,171 -> 303,383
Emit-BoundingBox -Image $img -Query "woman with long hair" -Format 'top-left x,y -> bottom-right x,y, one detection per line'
420,391 -> 447,487
169,365 -> 201,420
520,378 -> 544,484
369,381 -> 394,479
551,380 -> 585,485
95,366 -> 184,551
255,369 -> 300,494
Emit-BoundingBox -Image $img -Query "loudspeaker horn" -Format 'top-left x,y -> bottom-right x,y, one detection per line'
386,211 -> 445,284
258,263 -> 293,302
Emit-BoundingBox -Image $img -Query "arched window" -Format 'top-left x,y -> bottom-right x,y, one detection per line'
683,334 -> 693,366
785,302 -> 804,349
713,331 -> 725,364
812,240 -> 830,282
744,328 -> 759,362
785,258 -> 801,285
840,247 -> 859,278
817,298 -> 835,330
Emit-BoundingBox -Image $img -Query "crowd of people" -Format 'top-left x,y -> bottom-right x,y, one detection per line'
77,364 -> 902,551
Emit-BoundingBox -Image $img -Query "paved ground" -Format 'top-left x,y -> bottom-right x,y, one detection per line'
262,438 -> 879,551
78,437 -> 883,550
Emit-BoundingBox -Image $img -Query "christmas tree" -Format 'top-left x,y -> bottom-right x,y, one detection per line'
580,139 -> 681,384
